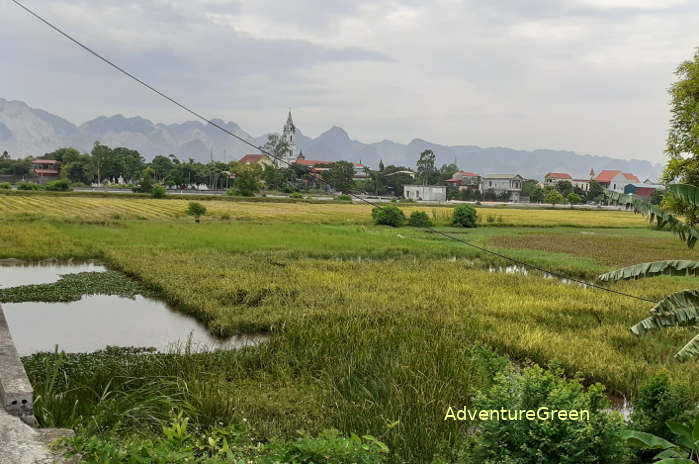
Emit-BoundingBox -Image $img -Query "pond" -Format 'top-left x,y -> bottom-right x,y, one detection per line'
0,263 -> 266,356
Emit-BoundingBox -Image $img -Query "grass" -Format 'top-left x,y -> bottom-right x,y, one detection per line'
1,194 -> 697,462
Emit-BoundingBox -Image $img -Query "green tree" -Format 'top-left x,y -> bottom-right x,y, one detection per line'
91,142 -> 111,186
587,180 -> 603,202
263,134 -> 290,168
322,161 -> 355,193
408,211 -> 433,227
230,162 -> 263,196
371,205 -> 405,227
544,190 -> 564,206
61,161 -> 91,184
662,48 -> 699,224
151,184 -> 166,198
186,202 -> 206,223
451,204 -> 477,227
416,150 -> 436,185
135,167 -> 156,193
567,193 -> 581,205
556,180 -> 573,197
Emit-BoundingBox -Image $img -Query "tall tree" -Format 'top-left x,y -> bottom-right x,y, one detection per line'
263,134 -> 290,168
91,142 -> 111,185
416,149 -> 436,185
662,48 -> 699,224
322,161 -> 355,193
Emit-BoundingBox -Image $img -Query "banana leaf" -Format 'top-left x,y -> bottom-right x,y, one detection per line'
675,333 -> 699,362
598,260 -> 699,282
630,289 -> 699,336
668,184 -> 699,207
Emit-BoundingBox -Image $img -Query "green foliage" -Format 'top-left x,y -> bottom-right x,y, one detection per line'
471,365 -> 629,464
45,178 -> 72,191
631,373 -> 695,441
265,430 -> 389,464
451,204 -> 477,228
0,182 -> 11,189
545,189 -> 564,206
567,193 -> 581,205
621,412 -> 699,463
18,181 -> 44,191
151,183 -> 166,198
135,167 -> 156,193
289,192 -> 304,199
408,210 -> 433,227
598,260 -> 699,282
186,202 -> 207,223
334,194 -> 352,202
230,163 -> 263,196
416,149 -> 436,185
371,205 -> 405,227
663,48 -> 699,225
556,180 -> 574,197
587,180 -> 603,202
322,161 -> 355,193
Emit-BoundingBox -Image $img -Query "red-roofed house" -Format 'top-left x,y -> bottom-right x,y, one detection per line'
238,154 -> 273,167
444,171 -> 480,189
294,159 -> 333,168
544,172 -> 572,186
32,159 -> 59,181
595,170 -> 639,192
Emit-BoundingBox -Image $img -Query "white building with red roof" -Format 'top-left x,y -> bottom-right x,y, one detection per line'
31,159 -> 59,181
238,154 -> 274,167
594,170 -> 640,192
544,172 -> 572,186
444,171 -> 480,189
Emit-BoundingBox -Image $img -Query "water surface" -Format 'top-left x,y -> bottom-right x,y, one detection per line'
0,262 -> 106,289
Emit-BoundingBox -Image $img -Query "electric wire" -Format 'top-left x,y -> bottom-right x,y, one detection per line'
10,0 -> 658,304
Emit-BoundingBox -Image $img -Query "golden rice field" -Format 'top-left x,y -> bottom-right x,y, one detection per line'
0,193 -> 650,227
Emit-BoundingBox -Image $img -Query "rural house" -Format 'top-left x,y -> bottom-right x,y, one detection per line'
544,172 -> 572,186
479,174 -> 523,202
624,183 -> 664,201
594,170 -> 640,192
238,154 -> 274,168
403,185 -> 447,202
32,159 -> 59,183
444,171 -> 480,190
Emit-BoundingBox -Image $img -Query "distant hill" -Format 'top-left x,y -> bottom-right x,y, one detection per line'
0,97 -> 662,180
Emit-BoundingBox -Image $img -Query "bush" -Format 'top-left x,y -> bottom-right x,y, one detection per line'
151,184 -> 166,198
630,372 -> 694,440
334,194 -> 352,202
289,192 -> 304,199
371,205 -> 405,227
470,365 -> 629,464
186,202 -> 206,223
0,182 -> 11,189
451,204 -> 477,228
408,210 -> 433,227
18,181 -> 44,191
45,179 -> 72,191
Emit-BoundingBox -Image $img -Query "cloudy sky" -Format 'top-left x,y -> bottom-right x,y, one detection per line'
2,0 -> 698,163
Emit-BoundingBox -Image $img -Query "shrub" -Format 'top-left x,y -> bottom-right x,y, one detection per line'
45,179 -> 72,191
334,194 -> 352,202
289,192 -> 304,199
18,181 -> 44,191
151,184 -> 166,198
451,204 -> 477,228
408,210 -> 433,227
470,365 -> 629,464
371,205 -> 405,227
186,202 -> 206,223
0,182 -> 11,189
630,372 -> 694,440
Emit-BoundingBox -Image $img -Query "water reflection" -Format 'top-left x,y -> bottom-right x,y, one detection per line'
0,261 -> 106,289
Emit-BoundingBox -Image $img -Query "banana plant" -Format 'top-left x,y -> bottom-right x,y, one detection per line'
620,413 -> 699,463
602,185 -> 699,361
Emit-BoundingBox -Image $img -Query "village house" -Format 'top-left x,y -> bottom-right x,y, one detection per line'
403,185 -> 447,202
624,183 -> 664,201
479,174 -> 523,202
444,171 -> 480,190
31,159 -> 59,183
353,163 -> 370,181
594,170 -> 640,192
238,154 -> 274,168
571,178 -> 591,192
544,172 -> 572,186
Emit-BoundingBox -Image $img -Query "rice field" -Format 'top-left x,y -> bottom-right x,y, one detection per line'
0,192 -> 650,227
1,193 -> 696,462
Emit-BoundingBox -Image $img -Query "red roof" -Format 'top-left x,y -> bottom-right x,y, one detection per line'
456,171 -> 478,177
295,159 -> 333,167
444,178 -> 462,183
594,170 -> 621,183
32,159 -> 58,165
34,169 -> 59,175
623,173 -> 640,183
545,172 -> 572,179
238,154 -> 268,164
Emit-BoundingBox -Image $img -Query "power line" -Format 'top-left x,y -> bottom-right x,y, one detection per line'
11,0 -> 657,304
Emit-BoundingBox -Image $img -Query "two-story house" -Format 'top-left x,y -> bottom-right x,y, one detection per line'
479,174 -> 524,202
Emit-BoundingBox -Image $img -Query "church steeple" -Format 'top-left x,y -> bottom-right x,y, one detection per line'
280,109 -> 297,166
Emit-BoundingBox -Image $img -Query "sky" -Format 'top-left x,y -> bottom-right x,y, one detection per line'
1,0 -> 698,163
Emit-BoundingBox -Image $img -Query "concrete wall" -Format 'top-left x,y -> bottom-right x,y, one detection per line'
0,305 -> 34,422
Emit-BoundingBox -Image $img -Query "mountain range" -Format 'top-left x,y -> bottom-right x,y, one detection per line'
0,97 -> 662,181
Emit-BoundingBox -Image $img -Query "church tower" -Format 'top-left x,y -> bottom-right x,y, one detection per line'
280,109 -> 297,166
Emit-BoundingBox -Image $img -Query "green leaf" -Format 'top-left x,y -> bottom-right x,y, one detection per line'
655,459 -> 695,463
619,429 -> 678,450
667,420 -> 694,450
598,260 -> 699,282
675,333 -> 699,362
668,184 -> 699,207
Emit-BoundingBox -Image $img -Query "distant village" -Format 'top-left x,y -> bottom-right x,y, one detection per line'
0,110 -> 665,204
